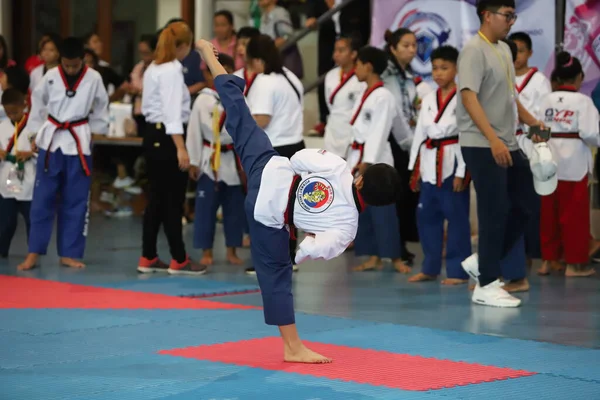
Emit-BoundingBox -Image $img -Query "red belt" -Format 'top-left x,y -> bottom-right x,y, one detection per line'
284,175 -> 302,240
350,141 -> 365,176
46,115 -> 90,176
516,128 -> 524,136
410,135 -> 470,190
203,139 -> 247,193
551,132 -> 580,139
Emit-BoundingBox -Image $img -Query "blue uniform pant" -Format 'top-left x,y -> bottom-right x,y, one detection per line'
193,174 -> 245,249
355,203 -> 401,259
0,195 -> 31,256
215,74 -> 294,326
29,149 -> 91,258
417,178 -> 470,279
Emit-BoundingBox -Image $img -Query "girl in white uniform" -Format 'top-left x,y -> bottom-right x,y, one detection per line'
29,34 -> 61,92
538,52 -> 599,278
244,34 -> 305,274
137,22 -> 207,276
382,28 -> 434,266
187,54 -> 246,266
0,89 -> 34,258
323,35 -> 365,158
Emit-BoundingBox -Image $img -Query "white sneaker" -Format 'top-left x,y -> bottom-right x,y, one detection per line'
472,280 -> 521,308
113,176 -> 135,189
461,253 -> 480,281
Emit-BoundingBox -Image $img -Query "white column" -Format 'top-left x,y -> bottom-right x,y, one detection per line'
157,0 -> 182,30
194,0 -> 214,40
0,0 -> 12,55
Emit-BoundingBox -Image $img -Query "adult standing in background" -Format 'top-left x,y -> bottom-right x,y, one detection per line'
206,10 -> 244,71
305,0 -> 371,137
457,0 -> 545,308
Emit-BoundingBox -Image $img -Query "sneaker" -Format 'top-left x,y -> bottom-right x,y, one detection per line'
461,253 -> 480,281
168,258 -> 208,275
137,256 -> 169,273
105,207 -> 133,218
472,279 -> 521,308
124,186 -> 142,195
113,176 -> 135,189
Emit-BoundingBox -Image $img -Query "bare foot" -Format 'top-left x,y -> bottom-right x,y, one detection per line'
60,257 -> 85,269
242,236 -> 251,248
503,278 -> 530,292
226,248 -> 244,265
200,250 -> 213,266
352,256 -> 382,271
538,260 -> 564,275
408,273 -> 437,282
393,258 -> 411,274
284,344 -> 332,364
565,264 -> 596,277
17,253 -> 39,271
441,278 -> 468,285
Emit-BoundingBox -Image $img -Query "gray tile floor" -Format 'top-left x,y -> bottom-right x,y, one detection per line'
2,215 -> 599,349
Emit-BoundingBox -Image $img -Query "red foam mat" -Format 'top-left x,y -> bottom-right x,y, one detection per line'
159,337 -> 536,391
0,276 -> 259,310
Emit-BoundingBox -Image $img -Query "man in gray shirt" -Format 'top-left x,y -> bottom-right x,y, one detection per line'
456,0 -> 545,308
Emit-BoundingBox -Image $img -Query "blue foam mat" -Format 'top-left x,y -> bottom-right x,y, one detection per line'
95,276 -> 260,297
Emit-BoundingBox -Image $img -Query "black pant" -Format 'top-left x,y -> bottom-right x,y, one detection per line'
462,147 -> 534,287
390,136 -> 419,258
317,35 -> 336,124
0,196 -> 31,256
141,122 -> 188,263
274,140 -> 306,264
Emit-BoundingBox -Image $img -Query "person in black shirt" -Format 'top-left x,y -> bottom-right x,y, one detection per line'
83,49 -> 128,102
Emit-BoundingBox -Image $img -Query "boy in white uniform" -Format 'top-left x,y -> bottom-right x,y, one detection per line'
187,54 -> 245,266
323,35 -> 365,158
18,37 -> 109,271
407,46 -> 471,284
0,89 -> 35,258
197,39 -> 401,363
346,46 -> 408,273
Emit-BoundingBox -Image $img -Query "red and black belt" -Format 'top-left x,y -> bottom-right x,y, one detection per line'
350,141 -> 365,176
551,132 -> 580,139
202,139 -> 247,193
516,128 -> 524,136
409,135 -> 470,190
46,115 -> 90,176
283,175 -> 302,240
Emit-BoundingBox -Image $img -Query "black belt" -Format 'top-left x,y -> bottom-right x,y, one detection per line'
284,175 -> 302,239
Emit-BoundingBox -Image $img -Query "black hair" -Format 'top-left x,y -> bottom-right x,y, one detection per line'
237,27 -> 261,40
476,0 -> 516,22
83,48 -> 99,65
3,66 -> 30,95
246,34 -> 284,74
552,51 -> 583,84
431,45 -> 459,64
1,87 -> 26,107
83,32 -> 101,47
140,34 -> 158,51
501,38 -> 518,62
166,18 -> 185,26
357,46 -> 389,76
383,28 -> 415,76
360,164 -> 402,206
61,37 -> 85,59
214,10 -> 234,26
508,31 -> 532,51
41,33 -> 63,56
217,53 -> 235,72
0,35 -> 8,69
337,32 -> 363,53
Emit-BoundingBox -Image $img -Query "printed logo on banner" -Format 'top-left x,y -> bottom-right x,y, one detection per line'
298,177 -> 334,214
397,9 -> 451,77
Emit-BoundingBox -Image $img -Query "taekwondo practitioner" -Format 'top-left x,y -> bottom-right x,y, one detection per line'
196,39 -> 401,363
187,53 -> 246,266
509,32 -> 551,275
407,46 -> 471,285
323,34 -> 365,158
538,52 -> 599,278
18,37 -> 109,271
0,89 -> 34,258
347,46 -> 407,273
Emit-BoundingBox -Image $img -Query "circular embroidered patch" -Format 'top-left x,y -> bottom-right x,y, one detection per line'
297,177 -> 334,214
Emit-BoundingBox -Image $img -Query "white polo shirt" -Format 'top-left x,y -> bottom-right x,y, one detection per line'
246,69 -> 304,148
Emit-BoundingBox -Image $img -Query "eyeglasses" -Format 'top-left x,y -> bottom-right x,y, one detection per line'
491,11 -> 518,23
